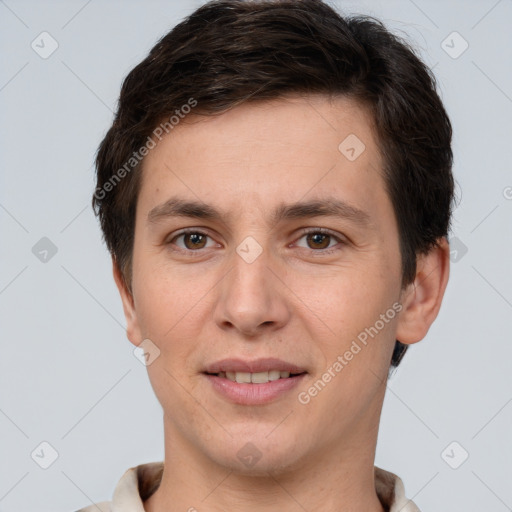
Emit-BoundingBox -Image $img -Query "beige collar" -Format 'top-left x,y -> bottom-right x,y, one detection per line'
79,462 -> 420,512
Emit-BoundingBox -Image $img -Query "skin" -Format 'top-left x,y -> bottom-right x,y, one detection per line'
114,95 -> 450,512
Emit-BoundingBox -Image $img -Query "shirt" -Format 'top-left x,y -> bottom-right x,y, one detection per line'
76,462 -> 420,512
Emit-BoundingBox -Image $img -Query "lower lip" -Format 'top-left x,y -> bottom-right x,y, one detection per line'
204,373 -> 307,405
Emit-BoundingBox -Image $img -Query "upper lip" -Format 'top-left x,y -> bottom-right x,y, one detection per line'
204,358 -> 307,374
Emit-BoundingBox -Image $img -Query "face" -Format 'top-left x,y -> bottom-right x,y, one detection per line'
117,95 -> 424,475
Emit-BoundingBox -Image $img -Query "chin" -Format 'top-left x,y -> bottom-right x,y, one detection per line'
206,429 -> 307,477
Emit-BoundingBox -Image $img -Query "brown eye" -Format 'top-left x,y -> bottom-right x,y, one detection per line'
170,231 -> 216,251
294,229 -> 344,254
306,233 -> 331,249
182,232 -> 207,249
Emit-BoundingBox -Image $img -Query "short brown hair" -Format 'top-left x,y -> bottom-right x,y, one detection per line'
93,0 -> 454,368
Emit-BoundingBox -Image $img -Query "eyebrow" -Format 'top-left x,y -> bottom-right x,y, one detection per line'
147,197 -> 371,227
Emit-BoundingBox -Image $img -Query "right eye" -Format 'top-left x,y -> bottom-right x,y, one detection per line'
167,229 -> 220,253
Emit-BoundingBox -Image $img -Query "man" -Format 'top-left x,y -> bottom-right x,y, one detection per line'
83,0 -> 453,510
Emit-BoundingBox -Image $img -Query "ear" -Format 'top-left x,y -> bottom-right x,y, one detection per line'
112,257 -> 142,346
396,237 -> 450,345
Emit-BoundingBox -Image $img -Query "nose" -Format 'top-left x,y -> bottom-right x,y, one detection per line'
213,246 -> 291,337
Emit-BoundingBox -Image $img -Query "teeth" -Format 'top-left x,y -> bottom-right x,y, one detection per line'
220,370 -> 298,383
251,371 -> 269,384
235,372 -> 251,383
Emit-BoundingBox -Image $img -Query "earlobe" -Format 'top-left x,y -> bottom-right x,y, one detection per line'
396,237 -> 450,345
112,258 -> 142,346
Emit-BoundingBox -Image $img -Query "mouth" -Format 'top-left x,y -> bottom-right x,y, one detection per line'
204,370 -> 307,384
202,358 -> 308,404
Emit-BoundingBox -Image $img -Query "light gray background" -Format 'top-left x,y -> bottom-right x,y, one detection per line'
1,0 -> 511,511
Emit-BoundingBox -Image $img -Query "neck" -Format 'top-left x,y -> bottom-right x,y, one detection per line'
144,416 -> 386,512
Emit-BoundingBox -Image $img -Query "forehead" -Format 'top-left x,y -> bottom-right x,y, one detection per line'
137,94 -> 388,222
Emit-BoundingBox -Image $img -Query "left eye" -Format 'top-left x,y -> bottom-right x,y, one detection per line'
295,231 -> 341,250
172,231 -> 216,250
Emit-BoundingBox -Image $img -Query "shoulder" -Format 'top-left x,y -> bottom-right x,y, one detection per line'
73,462 -> 164,512
375,466 -> 421,512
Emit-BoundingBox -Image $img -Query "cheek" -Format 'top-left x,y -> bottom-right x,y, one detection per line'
132,257 -> 205,337
134,270 -> 207,397
290,259 -> 399,330
304,278 -> 398,415
288,261 -> 401,385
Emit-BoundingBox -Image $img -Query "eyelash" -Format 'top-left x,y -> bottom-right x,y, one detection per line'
167,227 -> 345,256
295,227 -> 345,255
